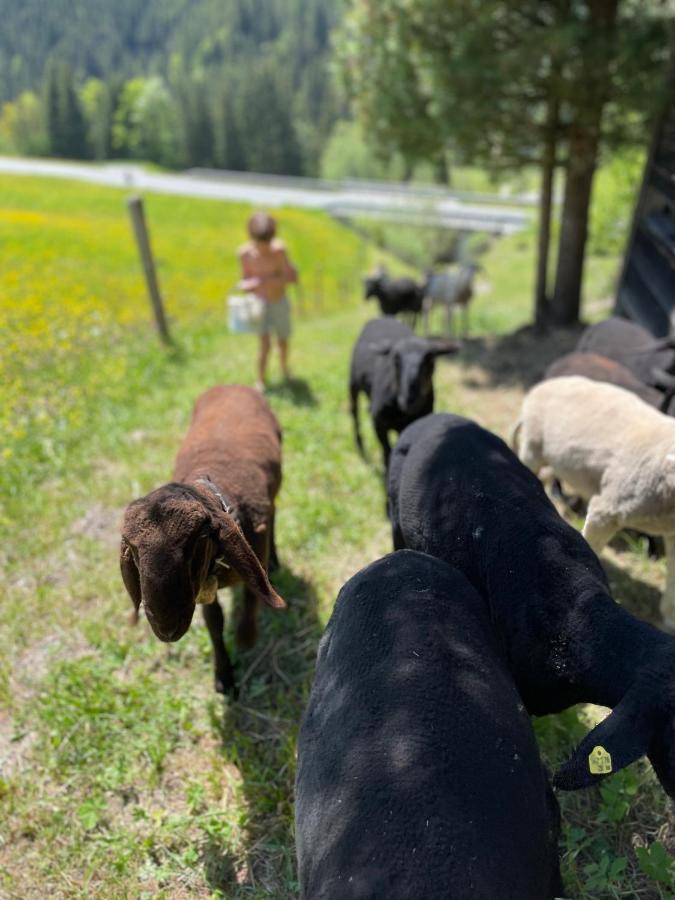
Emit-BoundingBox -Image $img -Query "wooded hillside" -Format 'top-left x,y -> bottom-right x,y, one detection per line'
0,0 -> 342,174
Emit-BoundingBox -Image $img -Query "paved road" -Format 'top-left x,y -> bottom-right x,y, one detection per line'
0,156 -> 530,234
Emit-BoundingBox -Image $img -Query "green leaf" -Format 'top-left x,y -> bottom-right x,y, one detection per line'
636,842 -> 675,885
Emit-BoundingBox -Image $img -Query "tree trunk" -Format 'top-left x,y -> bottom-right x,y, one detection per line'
435,152 -> 451,186
534,95 -> 559,332
550,126 -> 600,325
550,0 -> 619,326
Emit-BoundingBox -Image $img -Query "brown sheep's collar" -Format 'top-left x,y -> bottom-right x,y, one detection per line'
195,476 -> 236,519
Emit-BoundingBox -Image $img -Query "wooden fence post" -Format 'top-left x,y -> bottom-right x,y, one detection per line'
127,194 -> 171,345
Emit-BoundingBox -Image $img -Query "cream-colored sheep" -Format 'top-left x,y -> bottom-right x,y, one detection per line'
512,375 -> 675,629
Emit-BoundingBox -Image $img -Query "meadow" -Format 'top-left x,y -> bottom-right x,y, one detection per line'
0,175 -> 673,898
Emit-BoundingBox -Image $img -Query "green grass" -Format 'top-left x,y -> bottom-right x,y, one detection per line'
1,175 -> 673,898
0,174 -> 410,526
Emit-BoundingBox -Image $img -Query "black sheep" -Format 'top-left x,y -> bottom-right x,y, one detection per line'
296,550 -> 563,900
364,272 -> 424,324
576,317 -> 675,391
349,318 -> 457,471
388,413 -> 675,796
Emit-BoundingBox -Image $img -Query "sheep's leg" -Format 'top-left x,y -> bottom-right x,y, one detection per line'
462,304 -> 469,338
350,384 -> 366,459
661,536 -> 675,632
375,420 -> 392,475
238,590 -> 259,650
582,497 -> 618,555
446,302 -> 454,337
537,465 -> 557,491
648,535 -> 665,560
202,600 -> 237,698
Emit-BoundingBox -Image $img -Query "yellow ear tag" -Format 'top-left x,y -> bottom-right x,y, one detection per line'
588,745 -> 612,775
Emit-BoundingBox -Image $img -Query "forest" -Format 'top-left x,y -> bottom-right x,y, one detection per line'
0,0 -> 342,174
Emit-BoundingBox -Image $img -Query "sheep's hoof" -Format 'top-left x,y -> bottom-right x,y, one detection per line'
215,674 -> 239,701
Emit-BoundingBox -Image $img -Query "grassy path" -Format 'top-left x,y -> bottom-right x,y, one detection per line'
1,308 -> 397,898
1,305 -> 673,897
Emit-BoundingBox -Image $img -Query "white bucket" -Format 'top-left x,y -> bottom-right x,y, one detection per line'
227,294 -> 264,334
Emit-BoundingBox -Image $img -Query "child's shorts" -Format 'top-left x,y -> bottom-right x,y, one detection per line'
258,296 -> 292,339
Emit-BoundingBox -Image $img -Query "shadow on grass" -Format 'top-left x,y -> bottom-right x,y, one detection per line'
265,377 -> 318,407
603,558 -> 664,627
201,840 -> 240,893
452,323 -> 584,390
206,564 -> 324,898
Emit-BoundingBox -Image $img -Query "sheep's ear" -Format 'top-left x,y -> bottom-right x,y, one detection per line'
424,339 -> 460,358
368,340 -> 393,355
553,699 -> 653,791
120,538 -> 141,625
216,512 -> 286,610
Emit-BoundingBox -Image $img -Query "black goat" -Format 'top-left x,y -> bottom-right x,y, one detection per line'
349,318 -> 457,471
364,272 -> 424,325
576,317 -> 675,392
296,550 -> 564,900
388,413 -> 675,797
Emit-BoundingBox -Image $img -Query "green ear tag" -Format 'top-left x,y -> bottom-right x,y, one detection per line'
588,745 -> 612,775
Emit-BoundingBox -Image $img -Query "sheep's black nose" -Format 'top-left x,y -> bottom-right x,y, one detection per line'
152,620 -> 190,643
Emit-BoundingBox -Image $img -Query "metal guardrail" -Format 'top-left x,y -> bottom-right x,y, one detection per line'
0,156 -> 532,235
186,167 -> 538,209
328,204 -> 527,235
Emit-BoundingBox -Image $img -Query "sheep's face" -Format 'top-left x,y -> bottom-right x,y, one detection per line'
120,483 -> 286,643
393,340 -> 435,414
121,485 -> 220,642
392,338 -> 460,414
364,275 -> 383,300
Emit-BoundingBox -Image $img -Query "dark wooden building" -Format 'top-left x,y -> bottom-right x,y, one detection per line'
615,74 -> 675,335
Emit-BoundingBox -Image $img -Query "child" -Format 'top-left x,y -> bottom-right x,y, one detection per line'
238,211 -> 298,390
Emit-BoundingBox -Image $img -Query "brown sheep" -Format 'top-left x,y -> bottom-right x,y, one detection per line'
120,385 -> 286,697
544,351 -> 667,409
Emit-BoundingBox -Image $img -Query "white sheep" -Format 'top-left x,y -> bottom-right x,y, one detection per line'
422,263 -> 479,337
512,375 -> 675,629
